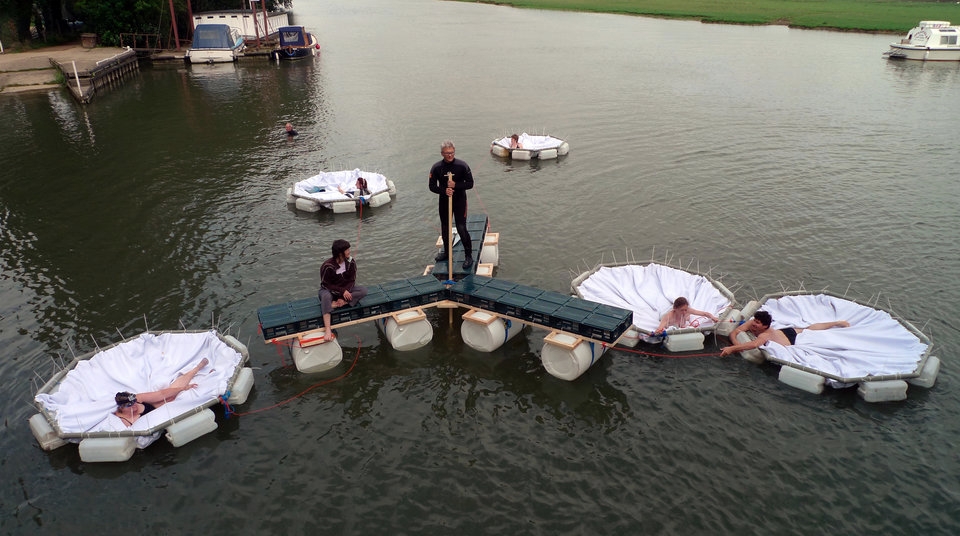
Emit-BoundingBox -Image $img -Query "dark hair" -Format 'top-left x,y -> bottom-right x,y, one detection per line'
331,239 -> 351,259
673,297 -> 689,309
753,310 -> 772,327
115,391 -> 137,407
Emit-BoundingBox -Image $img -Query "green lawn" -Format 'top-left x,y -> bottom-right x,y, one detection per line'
458,0 -> 960,32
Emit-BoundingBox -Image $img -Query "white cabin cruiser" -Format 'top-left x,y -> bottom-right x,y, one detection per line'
884,21 -> 960,61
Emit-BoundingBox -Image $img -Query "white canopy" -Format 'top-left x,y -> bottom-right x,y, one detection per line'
35,331 -> 243,448
574,263 -> 733,334
758,294 -> 929,383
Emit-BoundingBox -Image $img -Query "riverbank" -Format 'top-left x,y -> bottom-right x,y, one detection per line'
462,0 -> 957,32
0,42 -> 131,95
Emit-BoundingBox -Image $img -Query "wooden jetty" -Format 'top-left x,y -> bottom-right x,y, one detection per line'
53,47 -> 139,104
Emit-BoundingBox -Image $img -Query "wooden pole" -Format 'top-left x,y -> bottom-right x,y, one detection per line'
445,172 -> 454,281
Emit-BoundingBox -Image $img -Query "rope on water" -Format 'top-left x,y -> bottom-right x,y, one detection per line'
223,335 -> 363,417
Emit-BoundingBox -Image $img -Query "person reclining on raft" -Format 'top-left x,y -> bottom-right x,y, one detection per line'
113,358 -> 209,427
719,310 -> 850,357
654,296 -> 719,334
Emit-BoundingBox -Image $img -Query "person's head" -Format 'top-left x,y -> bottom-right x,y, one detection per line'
672,297 -> 689,312
115,391 -> 137,410
356,177 -> 368,192
285,123 -> 294,133
331,239 -> 351,261
510,134 -> 519,142
441,140 -> 455,162
749,310 -> 772,335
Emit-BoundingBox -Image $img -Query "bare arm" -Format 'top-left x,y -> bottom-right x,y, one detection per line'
720,333 -> 768,356
688,307 -> 719,322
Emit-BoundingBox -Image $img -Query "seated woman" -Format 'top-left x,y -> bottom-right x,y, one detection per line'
114,358 -> 209,427
509,133 -> 523,149
655,296 -> 719,334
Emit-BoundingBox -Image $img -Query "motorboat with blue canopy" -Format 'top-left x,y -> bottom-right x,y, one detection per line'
186,24 -> 245,64
273,25 -> 320,60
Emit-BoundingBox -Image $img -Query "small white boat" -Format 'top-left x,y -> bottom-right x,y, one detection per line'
884,21 -> 960,61
30,330 -> 254,461
287,169 -> 397,213
735,291 -> 939,401
572,261 -> 738,351
186,24 -> 245,64
490,133 -> 569,160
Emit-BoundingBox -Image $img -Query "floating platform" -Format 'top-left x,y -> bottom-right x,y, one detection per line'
257,274 -> 631,345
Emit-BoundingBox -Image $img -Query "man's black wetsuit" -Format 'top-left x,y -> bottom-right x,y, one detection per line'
429,157 -> 474,259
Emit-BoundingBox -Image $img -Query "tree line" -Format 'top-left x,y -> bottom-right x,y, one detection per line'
0,0 -> 292,47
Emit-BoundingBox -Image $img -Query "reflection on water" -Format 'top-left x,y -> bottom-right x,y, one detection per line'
1,0 -> 960,533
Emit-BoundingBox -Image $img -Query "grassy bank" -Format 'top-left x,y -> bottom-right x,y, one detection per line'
461,0 -> 960,32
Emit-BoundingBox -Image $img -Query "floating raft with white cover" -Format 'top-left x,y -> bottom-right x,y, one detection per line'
734,291 -> 938,402
572,262 -> 739,351
490,133 -> 570,160
287,168 -> 396,213
31,330 -> 254,461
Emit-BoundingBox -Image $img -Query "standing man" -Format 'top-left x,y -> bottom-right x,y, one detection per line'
428,140 -> 474,269
318,239 -> 368,341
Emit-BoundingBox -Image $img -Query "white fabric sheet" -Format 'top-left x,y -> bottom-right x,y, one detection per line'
758,294 -> 928,381
492,133 -> 565,151
575,264 -> 731,333
293,169 -> 389,203
35,331 -> 242,448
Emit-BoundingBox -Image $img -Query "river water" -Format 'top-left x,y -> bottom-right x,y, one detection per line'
2,0 -> 959,533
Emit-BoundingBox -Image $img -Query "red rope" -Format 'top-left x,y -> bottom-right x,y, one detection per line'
225,335 -> 363,417
604,342 -> 722,359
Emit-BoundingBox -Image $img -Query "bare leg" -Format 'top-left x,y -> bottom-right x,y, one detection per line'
323,313 -> 335,342
170,358 -> 208,391
803,320 -> 851,331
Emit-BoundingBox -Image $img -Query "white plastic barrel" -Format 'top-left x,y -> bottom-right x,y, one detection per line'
292,337 -> 343,373
715,309 -> 742,337
378,312 -> 434,351
461,311 -> 524,352
368,191 -> 391,207
557,142 -> 570,156
387,179 -> 397,195
79,437 -> 137,462
740,300 -> 761,320
285,187 -> 296,204
541,333 -> 606,381
664,331 -> 705,352
480,232 -> 500,267
332,200 -> 356,213
490,144 -> 509,157
858,380 -> 908,402
618,327 -> 640,347
778,366 -> 825,394
165,409 -> 217,447
735,331 -> 765,364
295,197 -> 321,212
539,148 -> 558,160
908,355 -> 940,388
29,414 -> 68,451
512,149 -> 532,161
227,367 -> 255,405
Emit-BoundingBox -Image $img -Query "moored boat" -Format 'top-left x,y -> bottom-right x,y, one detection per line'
186,24 -> 245,64
884,21 -> 960,61
272,25 -> 320,60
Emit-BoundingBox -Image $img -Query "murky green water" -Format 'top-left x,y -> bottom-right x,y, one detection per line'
2,0 -> 959,533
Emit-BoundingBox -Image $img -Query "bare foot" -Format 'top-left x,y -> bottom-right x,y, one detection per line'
198,358 -> 209,369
